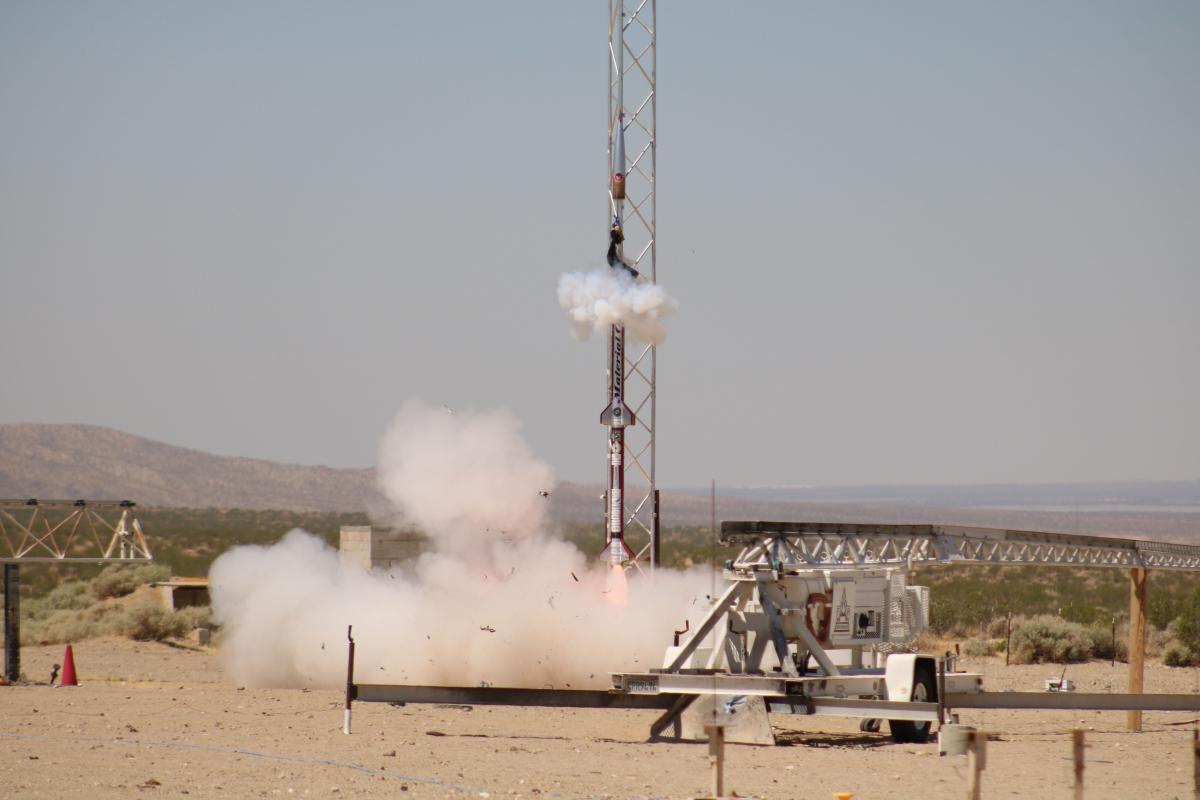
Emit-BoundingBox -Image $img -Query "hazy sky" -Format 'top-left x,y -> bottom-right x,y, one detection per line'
2,1 -> 1197,488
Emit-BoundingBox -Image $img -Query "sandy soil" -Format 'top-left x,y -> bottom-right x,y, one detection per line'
3,639 -> 1199,799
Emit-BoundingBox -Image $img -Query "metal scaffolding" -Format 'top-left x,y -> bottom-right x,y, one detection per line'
608,0 -> 657,567
1,499 -> 153,683
0,499 -> 153,563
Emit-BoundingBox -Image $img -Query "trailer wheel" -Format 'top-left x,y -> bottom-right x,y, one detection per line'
859,718 -> 881,733
888,664 -> 936,744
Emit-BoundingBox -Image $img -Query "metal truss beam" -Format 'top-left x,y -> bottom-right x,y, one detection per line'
720,521 -> 1200,572
0,499 -> 153,563
609,0 -> 657,568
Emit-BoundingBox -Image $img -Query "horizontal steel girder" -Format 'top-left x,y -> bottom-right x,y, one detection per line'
946,691 -> 1200,712
720,521 -> 1200,571
352,684 -> 678,710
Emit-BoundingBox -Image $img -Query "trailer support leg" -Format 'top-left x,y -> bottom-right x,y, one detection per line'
649,694 -> 696,740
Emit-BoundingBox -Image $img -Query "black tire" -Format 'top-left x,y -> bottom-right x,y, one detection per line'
888,664 -> 937,744
859,718 -> 882,733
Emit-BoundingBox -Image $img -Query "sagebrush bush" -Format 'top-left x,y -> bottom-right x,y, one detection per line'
176,605 -> 213,630
960,637 -> 1000,658
985,617 -> 1012,639
118,603 -> 190,641
23,609 -> 114,645
1162,641 -> 1198,668
1175,586 -> 1200,654
43,580 -> 96,611
92,563 -> 172,599
1011,615 -> 1092,664
1148,594 -> 1183,630
1085,624 -> 1127,662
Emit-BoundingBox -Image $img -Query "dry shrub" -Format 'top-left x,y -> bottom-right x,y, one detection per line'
1162,641 -> 1199,668
960,637 -> 1000,658
176,605 -> 213,630
1011,616 -> 1092,664
93,563 -> 171,600
1084,624 -> 1127,662
118,603 -> 190,641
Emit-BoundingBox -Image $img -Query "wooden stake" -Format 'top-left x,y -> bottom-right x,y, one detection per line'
1073,729 -> 1085,800
1192,729 -> 1198,800
1005,612 -> 1012,667
1127,567 -> 1147,732
967,730 -> 986,800
705,724 -> 725,799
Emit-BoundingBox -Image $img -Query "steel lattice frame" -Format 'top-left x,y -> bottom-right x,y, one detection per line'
720,521 -> 1200,572
0,500 -> 153,563
608,0 -> 657,567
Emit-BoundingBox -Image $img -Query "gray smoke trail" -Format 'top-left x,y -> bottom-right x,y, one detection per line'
557,268 -> 678,345
210,400 -> 711,688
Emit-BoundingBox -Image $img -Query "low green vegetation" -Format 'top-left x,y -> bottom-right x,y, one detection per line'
21,562 -> 211,645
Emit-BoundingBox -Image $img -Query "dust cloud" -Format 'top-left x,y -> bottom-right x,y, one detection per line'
210,401 -> 712,689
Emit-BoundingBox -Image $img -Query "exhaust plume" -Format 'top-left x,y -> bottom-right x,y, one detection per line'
557,268 -> 678,345
210,400 -> 712,689
375,400 -> 554,554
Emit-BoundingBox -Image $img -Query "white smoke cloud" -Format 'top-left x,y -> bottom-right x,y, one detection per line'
375,400 -> 554,554
209,400 -> 713,689
557,268 -> 678,345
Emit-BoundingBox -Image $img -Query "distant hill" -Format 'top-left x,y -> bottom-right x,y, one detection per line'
1,423 -> 1196,542
0,423 -> 376,512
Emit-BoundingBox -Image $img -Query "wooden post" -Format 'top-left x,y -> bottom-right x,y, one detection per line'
705,725 -> 725,799
1192,729 -> 1198,800
1127,567 -> 1147,732
1073,729 -> 1085,800
1005,612 -> 1012,666
967,730 -> 986,800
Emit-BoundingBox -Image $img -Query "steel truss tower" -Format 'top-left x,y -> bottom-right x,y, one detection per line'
607,0 -> 657,568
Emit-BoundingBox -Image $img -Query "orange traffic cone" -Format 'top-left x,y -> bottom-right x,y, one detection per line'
60,645 -> 78,686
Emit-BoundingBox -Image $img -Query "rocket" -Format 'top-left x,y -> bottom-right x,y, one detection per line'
600,321 -> 636,566
602,11 -> 635,567
602,102 -> 636,565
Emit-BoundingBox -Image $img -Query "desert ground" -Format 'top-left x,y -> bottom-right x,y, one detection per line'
2,638 -> 1198,799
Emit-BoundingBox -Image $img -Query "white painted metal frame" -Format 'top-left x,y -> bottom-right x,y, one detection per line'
609,0 -> 657,567
0,500 -> 153,563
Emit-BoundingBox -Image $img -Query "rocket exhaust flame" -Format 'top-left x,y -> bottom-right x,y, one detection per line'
605,563 -> 630,607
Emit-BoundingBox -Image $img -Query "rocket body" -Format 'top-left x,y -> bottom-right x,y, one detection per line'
611,114 -> 627,200
603,10 -> 634,566
601,322 -> 635,565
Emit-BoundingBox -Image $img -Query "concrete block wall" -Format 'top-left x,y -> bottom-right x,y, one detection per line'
339,525 -> 423,571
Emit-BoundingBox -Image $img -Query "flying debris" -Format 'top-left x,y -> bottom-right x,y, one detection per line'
538,490 -> 550,498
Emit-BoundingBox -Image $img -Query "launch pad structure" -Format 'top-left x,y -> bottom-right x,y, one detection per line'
345,521 -> 1200,743
602,0 -> 659,571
